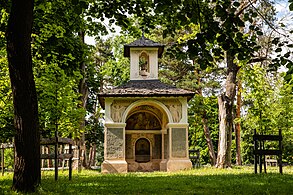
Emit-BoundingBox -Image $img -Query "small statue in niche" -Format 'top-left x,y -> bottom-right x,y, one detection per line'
139,52 -> 149,76
139,58 -> 147,71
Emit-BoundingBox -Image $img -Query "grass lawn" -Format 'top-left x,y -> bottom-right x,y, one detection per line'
0,166 -> 292,194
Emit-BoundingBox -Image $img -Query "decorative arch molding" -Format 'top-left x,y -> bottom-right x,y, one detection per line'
127,105 -> 163,122
122,100 -> 173,124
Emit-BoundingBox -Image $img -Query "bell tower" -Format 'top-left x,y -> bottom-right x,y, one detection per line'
124,35 -> 164,80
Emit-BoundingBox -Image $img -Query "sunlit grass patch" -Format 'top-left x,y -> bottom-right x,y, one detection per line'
1,166 -> 293,194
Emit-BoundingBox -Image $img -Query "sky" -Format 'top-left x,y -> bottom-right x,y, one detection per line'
275,0 -> 293,32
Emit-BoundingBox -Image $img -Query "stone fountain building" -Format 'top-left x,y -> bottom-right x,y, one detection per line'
98,36 -> 195,173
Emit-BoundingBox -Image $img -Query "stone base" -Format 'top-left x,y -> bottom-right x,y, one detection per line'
101,160 -> 128,173
160,159 -> 167,171
127,159 -> 160,172
166,159 -> 192,171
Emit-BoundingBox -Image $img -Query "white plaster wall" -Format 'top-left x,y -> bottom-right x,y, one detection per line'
179,98 -> 188,123
130,48 -> 159,80
105,99 -> 114,123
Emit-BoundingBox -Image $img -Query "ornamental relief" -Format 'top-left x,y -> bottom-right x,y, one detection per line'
111,100 -> 134,122
161,100 -> 182,123
111,99 -> 182,123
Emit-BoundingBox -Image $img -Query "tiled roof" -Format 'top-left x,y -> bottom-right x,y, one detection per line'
124,36 -> 165,58
98,80 -> 195,108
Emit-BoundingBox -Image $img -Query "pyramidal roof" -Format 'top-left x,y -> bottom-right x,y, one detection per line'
124,36 -> 165,58
98,80 -> 195,109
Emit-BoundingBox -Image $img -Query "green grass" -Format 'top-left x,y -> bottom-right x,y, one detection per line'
1,166 -> 293,194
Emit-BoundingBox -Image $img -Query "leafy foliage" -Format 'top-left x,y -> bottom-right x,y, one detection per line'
0,47 -> 13,143
189,96 -> 219,164
241,64 -> 293,164
34,57 -> 85,138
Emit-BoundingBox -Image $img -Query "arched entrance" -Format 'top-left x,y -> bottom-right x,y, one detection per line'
124,102 -> 168,172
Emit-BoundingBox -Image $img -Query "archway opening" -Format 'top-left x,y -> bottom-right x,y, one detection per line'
135,138 -> 151,163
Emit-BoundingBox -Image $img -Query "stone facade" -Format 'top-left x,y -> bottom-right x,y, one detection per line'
101,98 -> 192,173
172,128 -> 187,158
106,128 -> 124,159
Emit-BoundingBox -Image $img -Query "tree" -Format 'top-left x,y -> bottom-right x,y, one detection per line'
149,0 -> 255,167
150,0 -> 290,168
6,0 -> 40,192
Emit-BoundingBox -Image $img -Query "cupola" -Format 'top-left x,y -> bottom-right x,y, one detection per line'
124,35 -> 164,80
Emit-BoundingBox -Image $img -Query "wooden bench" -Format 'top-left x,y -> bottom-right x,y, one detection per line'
40,137 -> 75,180
189,149 -> 200,168
253,129 -> 282,174
62,145 -> 79,170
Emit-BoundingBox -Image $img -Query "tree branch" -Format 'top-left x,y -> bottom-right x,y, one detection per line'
248,0 -> 293,42
248,56 -> 268,63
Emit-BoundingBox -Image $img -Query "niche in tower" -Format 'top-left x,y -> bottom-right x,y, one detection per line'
139,51 -> 149,76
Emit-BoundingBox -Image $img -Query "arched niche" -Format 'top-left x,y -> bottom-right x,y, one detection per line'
135,138 -> 151,163
139,51 -> 149,76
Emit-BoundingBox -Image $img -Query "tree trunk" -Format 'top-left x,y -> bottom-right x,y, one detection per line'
216,53 -> 239,168
6,0 -> 40,192
202,111 -> 217,166
235,79 -> 242,165
78,31 -> 89,169
88,145 -> 96,167
92,144 -> 97,166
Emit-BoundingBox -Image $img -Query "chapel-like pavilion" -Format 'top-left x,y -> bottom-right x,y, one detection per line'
98,36 -> 195,173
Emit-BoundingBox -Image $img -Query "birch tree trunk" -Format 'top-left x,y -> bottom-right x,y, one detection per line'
216,53 -> 239,168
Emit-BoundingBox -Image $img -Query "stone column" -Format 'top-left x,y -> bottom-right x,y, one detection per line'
166,123 -> 192,171
102,123 -> 128,173
160,129 -> 168,171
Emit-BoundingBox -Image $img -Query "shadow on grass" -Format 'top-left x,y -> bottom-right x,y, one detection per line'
40,170 -> 293,194
1,168 -> 293,194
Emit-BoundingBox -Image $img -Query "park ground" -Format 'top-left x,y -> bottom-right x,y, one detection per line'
0,166 -> 293,194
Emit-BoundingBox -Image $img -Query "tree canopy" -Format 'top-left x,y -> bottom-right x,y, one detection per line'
1,0 -> 293,192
